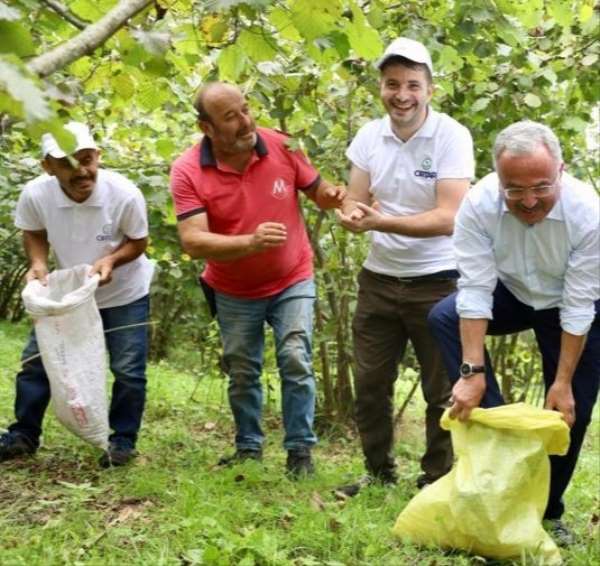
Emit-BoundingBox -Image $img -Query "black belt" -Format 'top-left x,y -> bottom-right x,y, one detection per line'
364,268 -> 459,284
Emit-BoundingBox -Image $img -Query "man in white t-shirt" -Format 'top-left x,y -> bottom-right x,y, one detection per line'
0,122 -> 154,468
336,38 -> 474,494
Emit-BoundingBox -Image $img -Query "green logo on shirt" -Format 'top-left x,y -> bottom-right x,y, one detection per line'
421,157 -> 432,171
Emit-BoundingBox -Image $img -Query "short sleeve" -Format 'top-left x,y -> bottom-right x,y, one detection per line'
345,124 -> 371,172
437,124 -> 475,180
120,189 -> 149,240
170,159 -> 206,220
288,147 -> 320,190
15,185 -> 45,231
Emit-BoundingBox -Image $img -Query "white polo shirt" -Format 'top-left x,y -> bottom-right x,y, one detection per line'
15,169 -> 154,309
346,108 -> 475,277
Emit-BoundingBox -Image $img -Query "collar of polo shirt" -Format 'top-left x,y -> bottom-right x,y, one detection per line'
200,132 -> 269,167
54,171 -> 105,207
382,108 -> 438,142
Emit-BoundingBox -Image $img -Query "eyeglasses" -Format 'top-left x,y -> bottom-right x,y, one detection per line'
502,172 -> 561,201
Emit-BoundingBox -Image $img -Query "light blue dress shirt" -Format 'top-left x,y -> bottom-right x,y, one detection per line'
454,172 -> 599,335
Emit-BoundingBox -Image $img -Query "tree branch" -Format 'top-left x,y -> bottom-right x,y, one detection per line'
27,0 -> 154,78
40,0 -> 87,30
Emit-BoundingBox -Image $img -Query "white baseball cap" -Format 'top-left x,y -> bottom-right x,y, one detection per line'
376,37 -> 433,75
41,121 -> 98,158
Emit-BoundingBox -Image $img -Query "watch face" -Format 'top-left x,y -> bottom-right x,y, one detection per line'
460,362 -> 471,376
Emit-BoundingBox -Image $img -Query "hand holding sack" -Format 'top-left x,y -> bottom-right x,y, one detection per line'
21,264 -> 109,450
393,403 -> 570,565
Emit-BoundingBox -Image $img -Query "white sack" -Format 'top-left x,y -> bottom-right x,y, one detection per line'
21,264 -> 109,450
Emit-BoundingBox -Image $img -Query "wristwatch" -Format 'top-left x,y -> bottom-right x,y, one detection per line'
459,361 -> 485,379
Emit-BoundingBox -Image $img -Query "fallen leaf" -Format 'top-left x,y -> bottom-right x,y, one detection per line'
332,489 -> 350,502
279,511 -> 295,529
310,491 -> 326,511
114,505 -> 142,524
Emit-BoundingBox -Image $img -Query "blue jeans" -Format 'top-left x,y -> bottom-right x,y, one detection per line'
428,281 -> 600,520
9,294 -> 150,449
215,279 -> 317,452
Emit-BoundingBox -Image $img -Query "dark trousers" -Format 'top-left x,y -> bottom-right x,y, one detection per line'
9,295 -> 150,449
352,268 -> 456,480
428,281 -> 600,519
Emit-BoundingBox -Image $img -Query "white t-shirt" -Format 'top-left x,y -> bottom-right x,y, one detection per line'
15,169 -> 154,309
346,108 -> 475,277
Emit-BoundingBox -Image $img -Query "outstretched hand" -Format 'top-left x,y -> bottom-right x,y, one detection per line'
336,201 -> 384,233
318,185 -> 347,209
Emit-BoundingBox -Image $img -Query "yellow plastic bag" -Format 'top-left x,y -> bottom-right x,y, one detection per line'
393,403 -> 570,564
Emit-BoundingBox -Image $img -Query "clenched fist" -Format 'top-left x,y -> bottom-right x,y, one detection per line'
25,263 -> 49,286
249,222 -> 287,252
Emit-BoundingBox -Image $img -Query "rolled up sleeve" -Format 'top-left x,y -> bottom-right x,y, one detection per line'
454,196 -> 498,320
559,206 -> 600,335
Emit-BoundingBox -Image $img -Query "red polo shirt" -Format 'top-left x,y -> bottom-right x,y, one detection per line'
170,128 -> 320,298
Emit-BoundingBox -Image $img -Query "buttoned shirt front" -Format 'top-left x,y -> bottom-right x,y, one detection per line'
346,108 -> 475,277
455,171 -> 600,335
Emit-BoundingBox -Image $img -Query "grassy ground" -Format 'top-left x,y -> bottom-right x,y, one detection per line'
0,320 -> 598,566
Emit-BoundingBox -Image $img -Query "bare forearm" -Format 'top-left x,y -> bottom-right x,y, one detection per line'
182,231 -> 257,262
23,231 -> 49,267
460,318 -> 489,365
340,196 -> 367,215
377,207 -> 455,237
341,164 -> 371,215
308,180 -> 346,210
103,237 -> 147,269
555,331 -> 587,385
178,215 -> 286,262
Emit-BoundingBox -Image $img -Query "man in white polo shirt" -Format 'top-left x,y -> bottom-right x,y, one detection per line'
428,120 -> 599,545
0,122 -> 154,468
336,38 -> 474,494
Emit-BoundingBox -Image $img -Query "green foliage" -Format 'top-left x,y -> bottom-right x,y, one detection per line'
0,58 -> 50,121
0,0 -> 598,417
0,321 -> 598,565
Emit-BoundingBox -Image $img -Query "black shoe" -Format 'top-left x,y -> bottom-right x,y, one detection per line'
335,475 -> 374,498
335,473 -> 397,498
217,449 -> 262,467
99,441 -> 137,468
544,519 -> 575,547
286,447 -> 314,478
0,432 -> 36,462
416,473 -> 440,489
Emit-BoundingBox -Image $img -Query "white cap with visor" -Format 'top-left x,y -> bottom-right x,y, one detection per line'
375,37 -> 433,75
41,122 -> 98,158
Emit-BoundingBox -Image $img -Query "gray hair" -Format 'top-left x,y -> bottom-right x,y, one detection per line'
493,120 -> 563,167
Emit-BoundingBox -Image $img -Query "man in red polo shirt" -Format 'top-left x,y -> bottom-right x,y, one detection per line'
170,82 -> 344,476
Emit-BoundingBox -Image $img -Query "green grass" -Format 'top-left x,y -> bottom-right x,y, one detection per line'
0,320 -> 598,565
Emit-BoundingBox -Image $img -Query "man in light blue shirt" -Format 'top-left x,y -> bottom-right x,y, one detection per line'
428,120 -> 599,546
